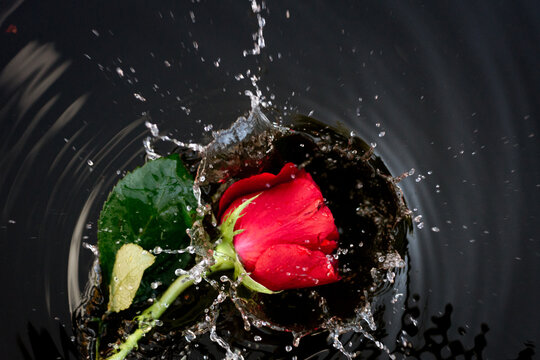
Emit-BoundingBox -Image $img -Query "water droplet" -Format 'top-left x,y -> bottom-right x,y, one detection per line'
431,227 -> 440,232
185,330 -> 196,342
133,93 -> 146,102
175,268 -> 187,276
285,345 -> 293,352
87,159 -> 94,166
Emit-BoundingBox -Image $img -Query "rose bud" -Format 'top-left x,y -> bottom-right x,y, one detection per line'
216,163 -> 340,293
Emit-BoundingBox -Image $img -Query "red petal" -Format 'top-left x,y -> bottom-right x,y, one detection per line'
251,244 -> 340,291
218,163 -> 300,219
228,175 -> 338,271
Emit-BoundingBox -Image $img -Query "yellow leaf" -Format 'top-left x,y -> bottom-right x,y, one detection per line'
108,243 -> 155,312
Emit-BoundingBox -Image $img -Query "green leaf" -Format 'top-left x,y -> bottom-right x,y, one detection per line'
98,154 -> 198,303
108,244 -> 155,312
217,193 -> 275,294
219,193 -> 260,248
233,259 -> 274,294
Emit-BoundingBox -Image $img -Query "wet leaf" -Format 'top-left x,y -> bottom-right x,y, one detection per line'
108,244 -> 155,312
98,154 -> 197,302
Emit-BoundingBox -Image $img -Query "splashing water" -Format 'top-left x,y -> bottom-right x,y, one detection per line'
75,105 -> 412,359
74,1 -> 411,358
243,0 -> 266,57
143,120 -> 205,160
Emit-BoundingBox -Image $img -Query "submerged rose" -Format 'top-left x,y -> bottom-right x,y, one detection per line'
217,163 -> 340,292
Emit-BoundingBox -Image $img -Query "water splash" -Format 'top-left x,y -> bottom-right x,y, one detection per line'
243,0 -> 266,57
143,120 -> 204,160
76,106 -> 412,358
75,0 -> 412,356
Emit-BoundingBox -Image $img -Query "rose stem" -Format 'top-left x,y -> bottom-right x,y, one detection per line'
104,255 -> 234,360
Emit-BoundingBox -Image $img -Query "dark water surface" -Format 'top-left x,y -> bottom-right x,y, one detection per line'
1,1 -> 538,359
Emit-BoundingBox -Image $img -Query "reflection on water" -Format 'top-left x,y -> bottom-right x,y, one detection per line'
18,295 -> 536,359
1,0 -> 539,359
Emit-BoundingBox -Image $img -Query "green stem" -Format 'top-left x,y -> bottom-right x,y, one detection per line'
104,255 -> 234,360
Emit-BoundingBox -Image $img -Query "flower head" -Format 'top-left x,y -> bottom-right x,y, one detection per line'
218,163 -> 340,292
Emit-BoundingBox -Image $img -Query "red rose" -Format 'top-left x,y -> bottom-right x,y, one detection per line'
218,163 -> 340,291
